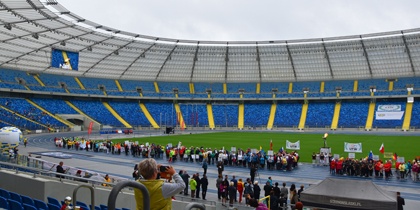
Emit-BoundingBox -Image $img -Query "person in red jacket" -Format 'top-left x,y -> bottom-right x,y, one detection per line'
330,159 -> 336,175
384,160 -> 392,179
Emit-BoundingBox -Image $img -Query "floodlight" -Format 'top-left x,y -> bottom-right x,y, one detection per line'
60,41 -> 66,46
32,33 -> 39,39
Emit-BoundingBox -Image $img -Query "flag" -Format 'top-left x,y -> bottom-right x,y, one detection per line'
279,147 -> 284,153
259,146 -> 262,151
368,150 -> 373,160
379,143 -> 384,154
87,121 -> 93,135
270,139 -> 273,150
393,153 -> 398,161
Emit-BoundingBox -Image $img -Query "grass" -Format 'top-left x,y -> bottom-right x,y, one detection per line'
111,132 -> 418,163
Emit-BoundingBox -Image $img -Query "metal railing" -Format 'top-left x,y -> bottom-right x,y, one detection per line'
107,180 -> 150,210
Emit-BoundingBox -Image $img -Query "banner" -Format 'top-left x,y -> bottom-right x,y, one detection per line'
51,48 -> 79,70
375,112 -> 404,120
344,142 -> 362,153
88,121 -> 93,135
377,105 -> 401,111
286,140 -> 300,150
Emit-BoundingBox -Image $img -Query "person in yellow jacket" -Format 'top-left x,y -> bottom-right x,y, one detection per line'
134,159 -> 185,210
189,174 -> 197,199
399,162 -> 406,179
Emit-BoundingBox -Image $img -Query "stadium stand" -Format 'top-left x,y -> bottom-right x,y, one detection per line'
70,99 -> 123,127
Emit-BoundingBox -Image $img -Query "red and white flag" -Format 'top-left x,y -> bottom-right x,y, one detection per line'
379,143 -> 384,154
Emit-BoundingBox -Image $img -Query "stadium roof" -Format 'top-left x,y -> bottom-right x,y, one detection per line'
0,0 -> 420,82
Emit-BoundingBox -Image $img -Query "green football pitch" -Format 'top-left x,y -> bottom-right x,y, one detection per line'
113,132 -> 418,163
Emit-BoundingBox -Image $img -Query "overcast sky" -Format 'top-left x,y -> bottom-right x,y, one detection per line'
57,0 -> 420,42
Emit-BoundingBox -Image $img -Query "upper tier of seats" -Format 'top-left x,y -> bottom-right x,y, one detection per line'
0,69 -> 416,99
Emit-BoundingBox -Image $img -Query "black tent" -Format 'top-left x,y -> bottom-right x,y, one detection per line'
300,178 -> 397,210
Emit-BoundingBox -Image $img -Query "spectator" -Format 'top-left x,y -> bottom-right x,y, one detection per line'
228,182 -> 236,207
134,158 -> 185,210
290,189 -> 298,207
56,161 -> 65,178
190,174 -> 197,199
195,173 -> 201,198
60,196 -> 72,210
202,161 -> 208,174
181,170 -> 190,196
263,181 -> 273,197
273,182 -> 281,198
231,175 -> 238,202
250,166 -> 257,183
297,185 -> 304,201
221,176 -> 229,206
269,190 -> 279,210
102,174 -> 111,187
244,178 -> 254,205
295,201 -> 304,210
247,194 -> 269,210
397,192 -> 405,210
237,178 -> 244,203
280,182 -> 288,208
201,174 -> 208,200
216,174 -> 223,200
253,181 -> 261,200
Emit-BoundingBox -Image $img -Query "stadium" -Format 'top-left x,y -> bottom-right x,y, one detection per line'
0,0 -> 419,210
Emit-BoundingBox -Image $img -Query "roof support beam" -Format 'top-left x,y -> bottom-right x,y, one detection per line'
401,31 -> 416,74
155,41 -> 179,80
84,39 -> 137,75
256,42 -> 262,82
322,39 -> 334,79
120,42 -> 156,78
360,36 -> 373,78
190,42 -> 200,82
225,43 -> 229,82
285,41 -> 297,80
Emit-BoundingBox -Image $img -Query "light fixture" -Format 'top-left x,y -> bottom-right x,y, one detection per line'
4,23 -> 12,31
335,87 -> 342,93
114,50 -> 119,55
87,46 -> 92,51
60,41 -> 66,46
369,86 -> 376,93
32,33 -> 39,39
406,84 -> 414,92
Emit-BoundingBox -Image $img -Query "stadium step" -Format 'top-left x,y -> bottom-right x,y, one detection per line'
74,77 -> 85,89
266,103 -> 277,130
138,103 -> 159,128
365,101 -> 376,130
237,103 -> 244,129
298,102 -> 308,130
330,101 -> 341,130
64,100 -> 101,125
32,74 -> 45,87
402,102 -> 413,131
115,80 -> 123,91
206,104 -> 215,129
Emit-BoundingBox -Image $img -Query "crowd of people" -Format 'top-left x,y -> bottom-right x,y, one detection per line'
324,154 -> 420,182
133,158 -> 304,210
53,137 -> 300,172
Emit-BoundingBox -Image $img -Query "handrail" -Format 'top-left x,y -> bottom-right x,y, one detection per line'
107,180 -> 150,210
72,185 -> 95,209
184,202 -> 206,210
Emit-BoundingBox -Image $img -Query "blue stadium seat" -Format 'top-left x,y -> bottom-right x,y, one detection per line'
33,198 -> 49,210
100,204 -> 108,210
47,197 -> 61,207
48,203 -> 61,210
9,191 -> 22,204
76,201 -> 90,210
0,196 -> 9,209
0,188 -> 10,199
20,195 -> 35,206
8,199 -> 24,210
23,203 -> 38,210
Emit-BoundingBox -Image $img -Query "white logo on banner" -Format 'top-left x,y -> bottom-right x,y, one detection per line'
286,140 -> 300,150
377,105 -> 401,112
344,142 -> 362,153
